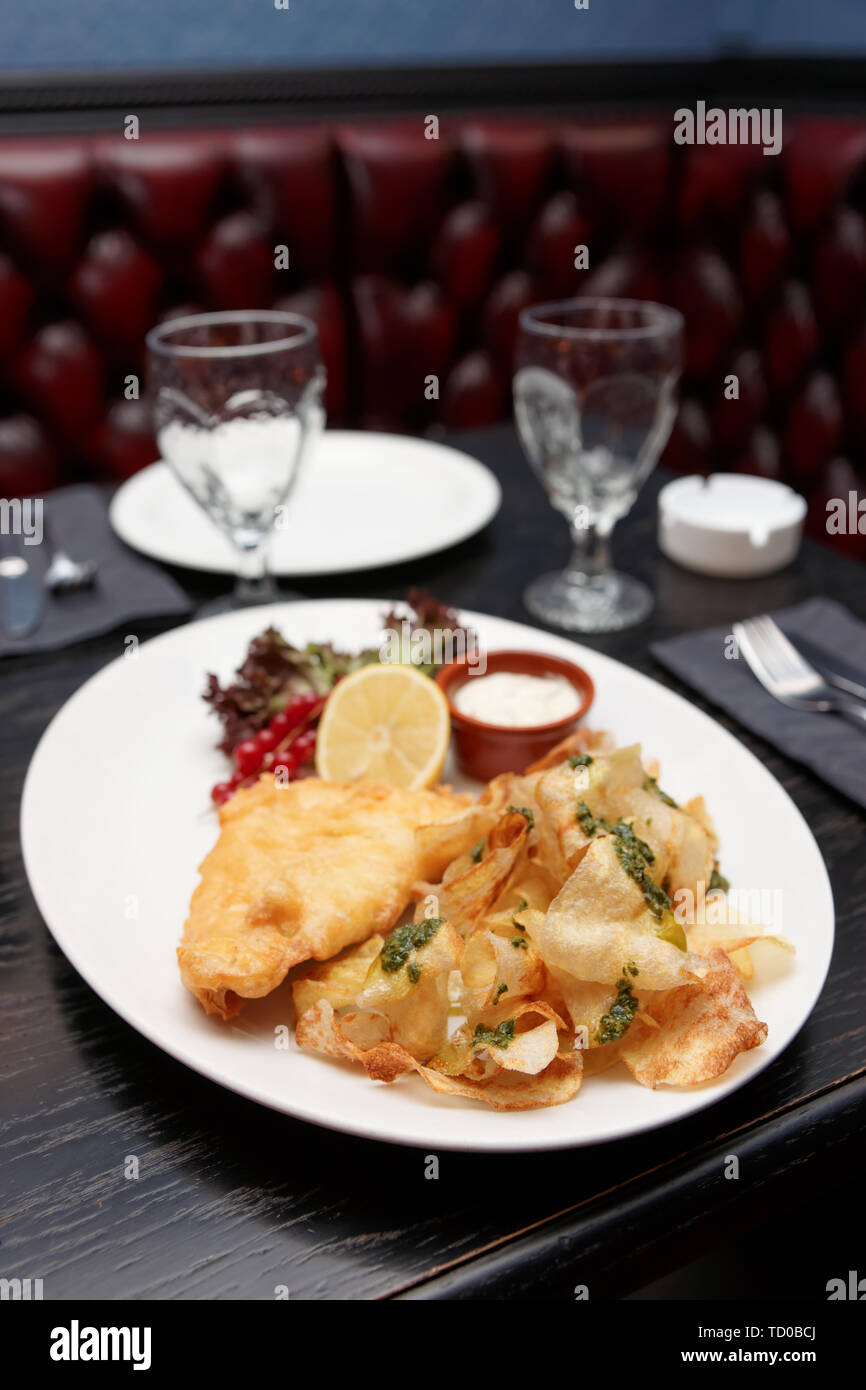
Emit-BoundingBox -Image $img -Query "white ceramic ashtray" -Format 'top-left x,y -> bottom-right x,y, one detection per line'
658,473 -> 807,578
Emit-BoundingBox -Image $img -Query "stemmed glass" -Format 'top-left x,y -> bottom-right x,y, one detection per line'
146,310 -> 326,608
514,297 -> 683,633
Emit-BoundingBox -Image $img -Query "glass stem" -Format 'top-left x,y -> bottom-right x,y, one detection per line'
233,536 -> 276,605
565,514 -> 613,585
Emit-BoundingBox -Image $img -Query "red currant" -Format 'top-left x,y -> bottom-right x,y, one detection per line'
233,739 -> 262,778
293,729 -> 317,763
211,781 -> 233,806
272,747 -> 300,779
254,727 -> 278,756
269,711 -> 291,741
284,692 -> 320,723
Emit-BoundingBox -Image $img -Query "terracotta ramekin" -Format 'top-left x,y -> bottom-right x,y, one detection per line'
435,648 -> 595,782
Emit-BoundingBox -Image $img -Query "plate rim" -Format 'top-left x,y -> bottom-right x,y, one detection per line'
20,598 -> 835,1152
108,430 -> 503,577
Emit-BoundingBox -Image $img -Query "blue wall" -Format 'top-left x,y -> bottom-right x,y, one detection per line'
1,0 -> 864,72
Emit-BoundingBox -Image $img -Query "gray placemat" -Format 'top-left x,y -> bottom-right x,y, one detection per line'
652,598 -> 866,810
0,485 -> 191,657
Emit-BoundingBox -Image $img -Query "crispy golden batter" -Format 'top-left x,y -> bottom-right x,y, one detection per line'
179,776 -> 470,1019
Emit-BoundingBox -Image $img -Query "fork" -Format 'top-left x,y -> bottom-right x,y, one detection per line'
733,615 -> 866,729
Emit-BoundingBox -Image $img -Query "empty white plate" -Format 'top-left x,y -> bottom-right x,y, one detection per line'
21,600 -> 834,1152
109,430 -> 502,576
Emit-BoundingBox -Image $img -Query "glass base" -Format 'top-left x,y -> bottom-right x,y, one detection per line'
524,568 -> 653,634
197,582 -> 304,618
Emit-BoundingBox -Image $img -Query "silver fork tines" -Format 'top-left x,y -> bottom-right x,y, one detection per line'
733,615 -> 866,730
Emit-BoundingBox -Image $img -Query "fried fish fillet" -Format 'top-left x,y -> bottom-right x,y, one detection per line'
179,776 -> 471,1019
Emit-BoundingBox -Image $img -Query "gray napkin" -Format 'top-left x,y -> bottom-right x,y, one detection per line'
0,485 -> 191,657
652,598 -> 866,810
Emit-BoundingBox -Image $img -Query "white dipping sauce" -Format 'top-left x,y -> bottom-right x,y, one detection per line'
453,671 -> 580,727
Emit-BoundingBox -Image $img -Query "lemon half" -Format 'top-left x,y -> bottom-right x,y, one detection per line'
315,663 -> 451,789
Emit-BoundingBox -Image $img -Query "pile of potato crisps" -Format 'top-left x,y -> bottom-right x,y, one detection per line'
292,731 -> 793,1110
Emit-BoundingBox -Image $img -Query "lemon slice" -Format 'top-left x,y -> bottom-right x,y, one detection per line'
315,663 -> 451,788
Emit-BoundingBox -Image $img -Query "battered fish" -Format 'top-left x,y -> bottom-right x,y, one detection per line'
179,777 -> 472,1019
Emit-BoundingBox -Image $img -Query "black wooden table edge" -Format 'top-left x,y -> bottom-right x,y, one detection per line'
391,1069 -> 866,1300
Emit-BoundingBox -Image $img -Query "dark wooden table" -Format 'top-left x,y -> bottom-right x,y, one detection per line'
2,425 -> 865,1301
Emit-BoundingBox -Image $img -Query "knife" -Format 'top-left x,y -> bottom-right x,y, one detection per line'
790,633 -> 866,706
0,552 -> 45,637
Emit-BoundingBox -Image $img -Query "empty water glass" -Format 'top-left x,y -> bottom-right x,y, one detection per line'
514,297 -> 683,633
146,310 -> 325,607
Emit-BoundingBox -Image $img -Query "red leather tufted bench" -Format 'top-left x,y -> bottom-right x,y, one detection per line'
0,113 -> 864,557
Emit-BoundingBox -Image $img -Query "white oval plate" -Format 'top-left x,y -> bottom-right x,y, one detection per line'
21,600 -> 833,1152
109,430 -> 501,576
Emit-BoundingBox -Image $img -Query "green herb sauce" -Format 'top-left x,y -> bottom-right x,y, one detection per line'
643,775 -> 678,808
381,917 -> 443,976
609,823 -> 671,920
709,865 -> 730,893
595,972 -> 640,1045
470,839 -> 485,863
511,897 -> 529,930
568,753 -> 594,769
473,1018 -> 516,1050
574,806 -> 672,921
507,805 -> 535,830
